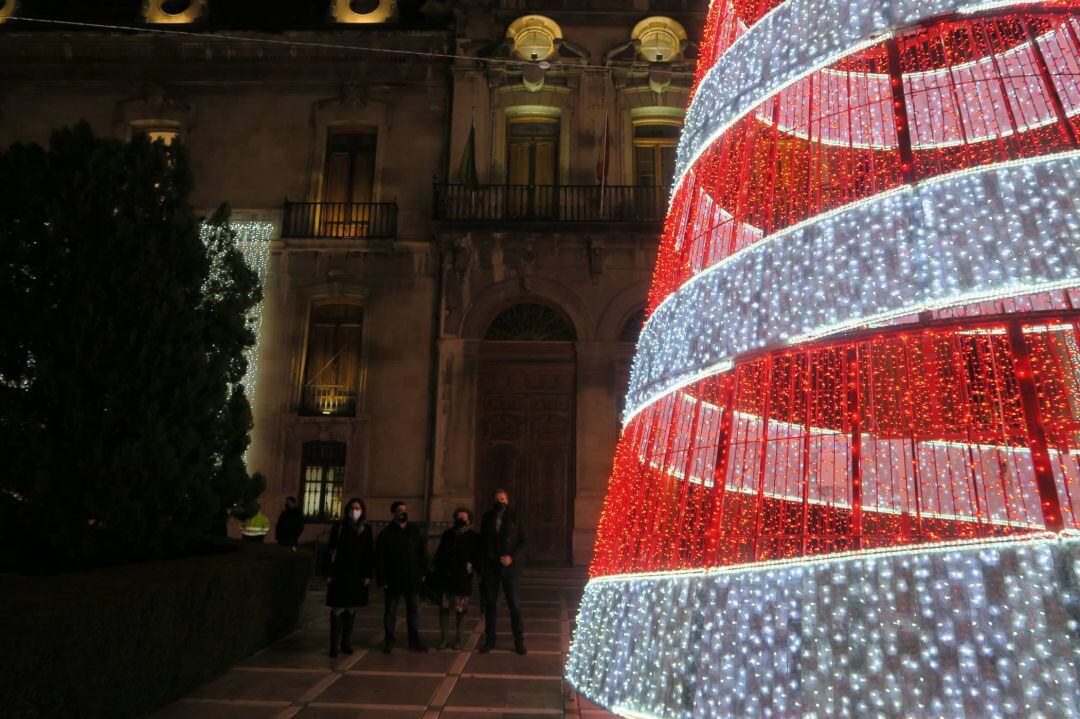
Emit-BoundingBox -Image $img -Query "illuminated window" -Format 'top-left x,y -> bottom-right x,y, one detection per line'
631,17 -> 687,63
301,303 -> 363,417
143,0 -> 205,24
329,0 -> 397,24
508,16 -> 562,62
633,122 -> 680,190
137,128 -> 180,146
323,130 -> 376,204
301,441 -> 346,522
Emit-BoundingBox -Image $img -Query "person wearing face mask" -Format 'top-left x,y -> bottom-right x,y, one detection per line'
432,507 -> 482,650
375,501 -> 428,653
478,488 -> 527,655
324,497 -> 375,658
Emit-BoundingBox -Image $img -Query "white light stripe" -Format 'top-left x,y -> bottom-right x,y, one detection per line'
623,152 -> 1080,424
566,532 -> 1080,718
672,0 -> 1068,197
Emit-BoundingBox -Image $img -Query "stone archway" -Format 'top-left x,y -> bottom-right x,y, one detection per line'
475,302 -> 576,565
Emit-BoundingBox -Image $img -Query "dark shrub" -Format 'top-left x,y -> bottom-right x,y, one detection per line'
0,541 -> 312,719
0,123 -> 263,570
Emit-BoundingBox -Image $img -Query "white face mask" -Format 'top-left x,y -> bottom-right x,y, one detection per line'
351,509 -> 362,521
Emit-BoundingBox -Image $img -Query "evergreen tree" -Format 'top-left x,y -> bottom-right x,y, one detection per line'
0,123 -> 262,570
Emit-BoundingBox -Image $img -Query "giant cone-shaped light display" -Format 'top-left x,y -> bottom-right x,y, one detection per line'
566,1 -> 1080,716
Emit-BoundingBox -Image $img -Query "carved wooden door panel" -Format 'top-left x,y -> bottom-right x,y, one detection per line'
477,346 -> 575,564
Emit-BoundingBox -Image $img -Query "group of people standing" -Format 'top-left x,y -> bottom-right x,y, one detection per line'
321,489 -> 527,657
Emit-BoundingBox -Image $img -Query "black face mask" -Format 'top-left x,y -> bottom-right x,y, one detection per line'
494,501 -> 507,511
453,517 -> 468,529
396,511 -> 408,523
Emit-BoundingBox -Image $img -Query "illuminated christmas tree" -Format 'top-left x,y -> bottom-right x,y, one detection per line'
567,1 -> 1080,716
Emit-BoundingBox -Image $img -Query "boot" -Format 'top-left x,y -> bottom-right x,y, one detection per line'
329,611 -> 340,658
437,608 -> 450,650
451,611 -> 465,651
340,611 -> 355,655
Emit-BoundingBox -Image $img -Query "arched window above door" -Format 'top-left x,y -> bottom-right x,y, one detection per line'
485,303 -> 576,341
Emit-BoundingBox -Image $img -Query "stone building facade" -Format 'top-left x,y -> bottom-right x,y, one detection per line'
0,0 -> 703,564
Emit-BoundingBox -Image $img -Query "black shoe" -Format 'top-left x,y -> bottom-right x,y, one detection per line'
409,642 -> 429,653
382,639 -> 394,654
514,642 -> 528,655
478,643 -> 494,654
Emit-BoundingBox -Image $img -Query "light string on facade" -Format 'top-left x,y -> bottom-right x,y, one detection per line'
4,15 -> 629,73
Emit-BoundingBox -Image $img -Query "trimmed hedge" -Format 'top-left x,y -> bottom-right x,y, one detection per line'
0,541 -> 312,719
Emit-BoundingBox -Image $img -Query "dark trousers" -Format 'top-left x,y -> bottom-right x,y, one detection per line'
482,568 -> 524,646
383,588 -> 421,646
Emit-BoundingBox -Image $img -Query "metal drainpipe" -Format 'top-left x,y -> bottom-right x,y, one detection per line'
424,47 -> 456,523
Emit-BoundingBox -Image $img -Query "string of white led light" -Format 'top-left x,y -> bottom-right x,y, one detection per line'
567,533 -> 1080,719
199,220 -> 274,404
624,151 -> 1080,424
671,0 -> 1072,196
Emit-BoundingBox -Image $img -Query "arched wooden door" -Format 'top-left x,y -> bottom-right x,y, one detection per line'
476,303 -> 575,565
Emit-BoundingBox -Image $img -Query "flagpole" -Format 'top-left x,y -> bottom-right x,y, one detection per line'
598,111 -> 609,219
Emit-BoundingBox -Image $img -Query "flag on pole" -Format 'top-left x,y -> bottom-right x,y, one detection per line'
596,112 -> 610,184
457,120 -> 478,191
597,112 -> 610,216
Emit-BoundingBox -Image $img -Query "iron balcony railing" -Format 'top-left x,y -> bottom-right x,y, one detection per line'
282,200 -> 398,239
433,183 -> 667,223
300,384 -> 358,417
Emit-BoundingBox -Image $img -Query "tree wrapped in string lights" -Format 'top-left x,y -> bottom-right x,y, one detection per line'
566,1 -> 1080,716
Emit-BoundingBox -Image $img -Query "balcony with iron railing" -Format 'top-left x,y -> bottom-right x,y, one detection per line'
433,183 -> 667,224
282,200 -> 398,240
300,384 -> 358,417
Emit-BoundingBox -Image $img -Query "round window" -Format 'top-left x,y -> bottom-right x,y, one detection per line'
516,28 -> 554,61
160,0 -> 192,14
349,0 -> 381,13
631,17 -> 688,64
639,27 -> 679,63
507,16 -> 562,63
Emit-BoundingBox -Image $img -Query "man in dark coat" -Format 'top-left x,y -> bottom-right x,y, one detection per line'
375,501 -> 428,653
274,496 -> 305,549
479,488 -> 527,654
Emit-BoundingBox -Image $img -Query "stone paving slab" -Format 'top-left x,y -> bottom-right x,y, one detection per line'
313,673 -> 442,705
152,571 -> 617,719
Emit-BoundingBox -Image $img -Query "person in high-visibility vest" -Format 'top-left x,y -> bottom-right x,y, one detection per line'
241,506 -> 271,542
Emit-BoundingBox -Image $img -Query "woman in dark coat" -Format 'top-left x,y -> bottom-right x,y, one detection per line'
433,507 -> 482,650
324,497 -> 374,657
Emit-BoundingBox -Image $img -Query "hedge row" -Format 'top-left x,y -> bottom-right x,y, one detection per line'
0,541 -> 312,719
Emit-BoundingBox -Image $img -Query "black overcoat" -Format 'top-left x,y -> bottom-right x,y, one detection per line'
434,528 -> 482,597
375,522 -> 427,592
324,520 -> 375,608
275,506 -> 305,546
479,506 -> 527,577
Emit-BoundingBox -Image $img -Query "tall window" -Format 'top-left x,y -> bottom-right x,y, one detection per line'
507,118 -> 558,186
301,441 -> 346,521
633,123 -> 680,190
507,117 -> 559,218
301,303 -> 363,416
323,130 -> 376,204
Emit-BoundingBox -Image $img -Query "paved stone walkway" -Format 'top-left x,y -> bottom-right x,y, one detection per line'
152,570 -> 615,719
